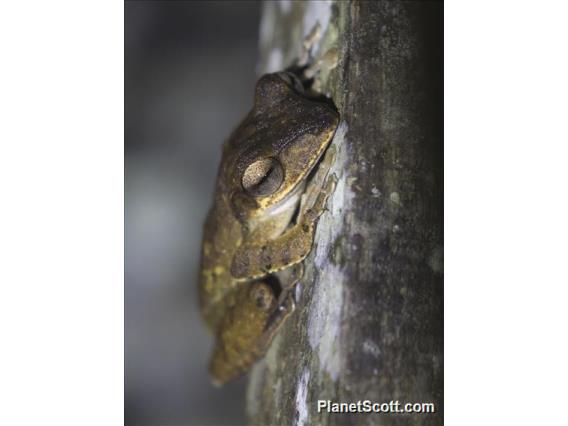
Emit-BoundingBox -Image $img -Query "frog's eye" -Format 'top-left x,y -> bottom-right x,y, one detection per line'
241,157 -> 284,197
277,72 -> 304,93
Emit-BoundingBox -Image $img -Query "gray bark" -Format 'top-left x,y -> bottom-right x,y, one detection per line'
248,2 -> 443,425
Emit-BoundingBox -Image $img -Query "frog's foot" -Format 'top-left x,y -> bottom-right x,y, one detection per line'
273,262 -> 304,305
303,48 -> 339,81
300,144 -> 336,218
282,262 -> 304,291
298,22 -> 322,67
303,172 -> 337,223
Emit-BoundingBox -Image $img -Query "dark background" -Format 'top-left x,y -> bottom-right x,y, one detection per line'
125,2 -> 261,425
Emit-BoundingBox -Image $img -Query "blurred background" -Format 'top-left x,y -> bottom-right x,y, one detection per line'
125,2 -> 261,425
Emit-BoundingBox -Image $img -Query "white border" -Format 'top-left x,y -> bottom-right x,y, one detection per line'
0,1 -> 123,424
446,1 -> 568,424
0,0 -> 567,424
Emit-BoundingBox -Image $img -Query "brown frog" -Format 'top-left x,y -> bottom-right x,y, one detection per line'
199,31 -> 339,385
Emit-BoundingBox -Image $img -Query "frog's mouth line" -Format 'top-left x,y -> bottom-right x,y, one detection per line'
260,180 -> 304,218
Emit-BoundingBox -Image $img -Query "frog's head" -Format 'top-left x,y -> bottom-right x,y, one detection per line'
223,72 -> 339,222
209,281 -> 279,385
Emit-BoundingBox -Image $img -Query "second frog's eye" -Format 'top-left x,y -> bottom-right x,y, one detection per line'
277,72 -> 304,93
241,157 -> 284,197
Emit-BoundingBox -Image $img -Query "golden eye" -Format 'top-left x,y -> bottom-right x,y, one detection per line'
241,157 -> 284,197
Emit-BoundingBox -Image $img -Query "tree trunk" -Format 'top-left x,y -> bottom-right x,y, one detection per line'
247,2 -> 443,425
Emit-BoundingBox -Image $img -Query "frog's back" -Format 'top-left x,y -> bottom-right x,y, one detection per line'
199,194 -> 243,330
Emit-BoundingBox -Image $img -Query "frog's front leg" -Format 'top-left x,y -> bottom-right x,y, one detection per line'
231,149 -> 337,280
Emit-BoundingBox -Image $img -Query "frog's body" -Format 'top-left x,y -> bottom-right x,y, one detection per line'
199,44 -> 339,385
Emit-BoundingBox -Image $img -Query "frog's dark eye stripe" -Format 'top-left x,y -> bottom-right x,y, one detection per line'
241,157 -> 284,197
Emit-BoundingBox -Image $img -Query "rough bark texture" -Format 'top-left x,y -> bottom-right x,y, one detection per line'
247,2 -> 443,425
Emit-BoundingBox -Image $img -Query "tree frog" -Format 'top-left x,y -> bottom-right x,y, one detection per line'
199,32 -> 339,385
